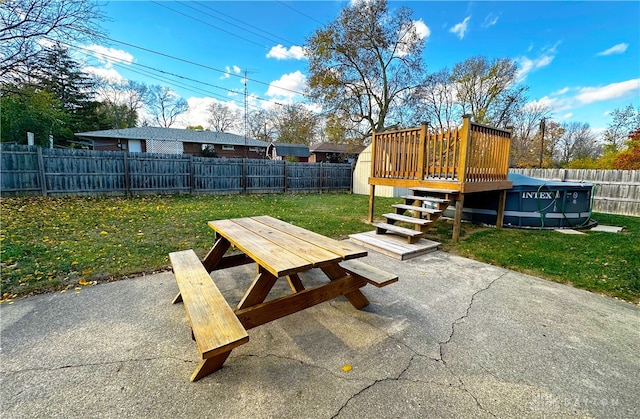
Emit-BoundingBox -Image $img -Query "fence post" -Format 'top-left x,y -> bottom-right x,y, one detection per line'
37,146 -> 47,196
242,158 -> 247,194
284,161 -> 288,193
189,154 -> 195,194
123,152 -> 131,196
319,162 -> 323,193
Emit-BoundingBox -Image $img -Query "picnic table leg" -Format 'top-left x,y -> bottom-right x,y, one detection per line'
202,237 -> 231,271
191,351 -> 233,382
236,268 -> 278,310
286,274 -> 305,293
321,264 -> 369,309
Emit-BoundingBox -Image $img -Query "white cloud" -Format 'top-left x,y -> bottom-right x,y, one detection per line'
266,44 -> 306,60
176,97 -> 247,132
412,19 -> 431,40
575,78 -> 640,104
516,43 -> 559,82
84,45 -> 133,68
552,87 -> 570,95
221,65 -> 242,80
596,43 -> 628,56
177,97 -> 217,128
482,13 -> 499,28
396,19 -> 430,57
449,16 -> 471,40
83,66 -> 125,83
563,113 -> 573,119
266,71 -> 307,99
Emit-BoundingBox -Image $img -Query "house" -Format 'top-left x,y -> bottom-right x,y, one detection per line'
309,142 -> 365,163
266,142 -> 310,162
74,127 -> 269,158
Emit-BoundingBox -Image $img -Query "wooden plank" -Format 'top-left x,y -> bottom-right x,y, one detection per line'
320,264 -> 370,309
339,259 -> 398,287
410,187 -> 459,194
232,217 -> 342,267
169,250 -> 249,359
208,219 -> 312,277
392,204 -> 442,215
373,222 -> 424,237
401,195 -> 449,204
235,275 -> 368,329
252,215 -> 367,260
382,213 -> 432,226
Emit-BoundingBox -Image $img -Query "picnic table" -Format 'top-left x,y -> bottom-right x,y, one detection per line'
169,215 -> 397,381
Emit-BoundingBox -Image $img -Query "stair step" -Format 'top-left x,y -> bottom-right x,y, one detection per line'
393,204 -> 442,215
401,195 -> 450,204
373,222 -> 424,238
411,187 -> 459,195
383,213 -> 432,226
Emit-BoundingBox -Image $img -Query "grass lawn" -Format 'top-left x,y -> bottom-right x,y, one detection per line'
1,193 -> 638,304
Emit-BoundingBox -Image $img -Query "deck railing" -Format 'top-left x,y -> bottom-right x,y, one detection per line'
370,115 -> 511,186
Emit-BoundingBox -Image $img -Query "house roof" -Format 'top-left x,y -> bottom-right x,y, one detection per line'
74,127 -> 269,148
269,143 -> 310,158
309,142 -> 365,154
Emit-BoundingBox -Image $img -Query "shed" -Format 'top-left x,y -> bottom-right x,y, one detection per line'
267,143 -> 310,162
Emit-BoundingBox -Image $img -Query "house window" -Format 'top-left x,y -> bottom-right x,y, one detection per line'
249,147 -> 260,152
222,145 -> 235,151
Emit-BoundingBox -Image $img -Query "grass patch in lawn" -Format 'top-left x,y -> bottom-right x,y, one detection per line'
426,212 -> 640,303
0,193 -> 396,297
1,194 -> 638,304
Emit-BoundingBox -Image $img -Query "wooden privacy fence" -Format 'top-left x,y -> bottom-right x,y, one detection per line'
510,168 -> 640,216
370,115 -> 511,193
0,145 -> 353,196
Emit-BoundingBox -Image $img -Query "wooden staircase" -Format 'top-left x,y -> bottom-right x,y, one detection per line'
372,188 -> 459,243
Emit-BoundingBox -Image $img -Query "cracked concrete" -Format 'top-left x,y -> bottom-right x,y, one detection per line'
1,250 -> 639,418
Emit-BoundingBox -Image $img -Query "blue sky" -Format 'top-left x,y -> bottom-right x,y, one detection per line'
82,1 -> 640,137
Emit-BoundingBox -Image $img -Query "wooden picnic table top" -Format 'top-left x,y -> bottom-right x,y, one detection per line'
208,216 -> 367,278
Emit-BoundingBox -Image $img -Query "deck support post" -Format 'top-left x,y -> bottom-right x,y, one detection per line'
368,184 -> 376,223
452,194 -> 465,242
496,190 -> 507,229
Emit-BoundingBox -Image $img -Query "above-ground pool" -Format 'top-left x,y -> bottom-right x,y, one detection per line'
447,173 -> 596,229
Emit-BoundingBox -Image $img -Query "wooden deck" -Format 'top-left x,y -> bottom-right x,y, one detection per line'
367,116 -> 513,241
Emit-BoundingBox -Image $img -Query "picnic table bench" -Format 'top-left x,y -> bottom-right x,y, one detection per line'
169,215 -> 398,381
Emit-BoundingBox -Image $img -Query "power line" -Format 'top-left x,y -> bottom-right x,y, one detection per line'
93,34 -> 307,97
182,1 -> 297,47
276,0 -> 327,25
57,38 -> 282,109
150,1 -> 269,50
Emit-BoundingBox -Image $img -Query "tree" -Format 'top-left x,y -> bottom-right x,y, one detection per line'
412,68 -> 458,132
33,43 -> 100,136
0,85 -> 67,145
509,103 -> 553,167
207,101 -> 241,133
144,85 -> 188,127
247,109 -> 277,142
273,103 -> 318,145
306,0 -> 427,138
0,0 -> 105,81
613,128 -> 640,169
555,122 -> 599,166
96,80 -> 148,129
324,113 -> 362,145
602,104 -> 640,152
451,56 -> 527,127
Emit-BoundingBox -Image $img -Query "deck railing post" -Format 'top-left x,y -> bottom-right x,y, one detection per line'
418,122 -> 428,181
458,115 -> 473,184
368,131 -> 377,223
